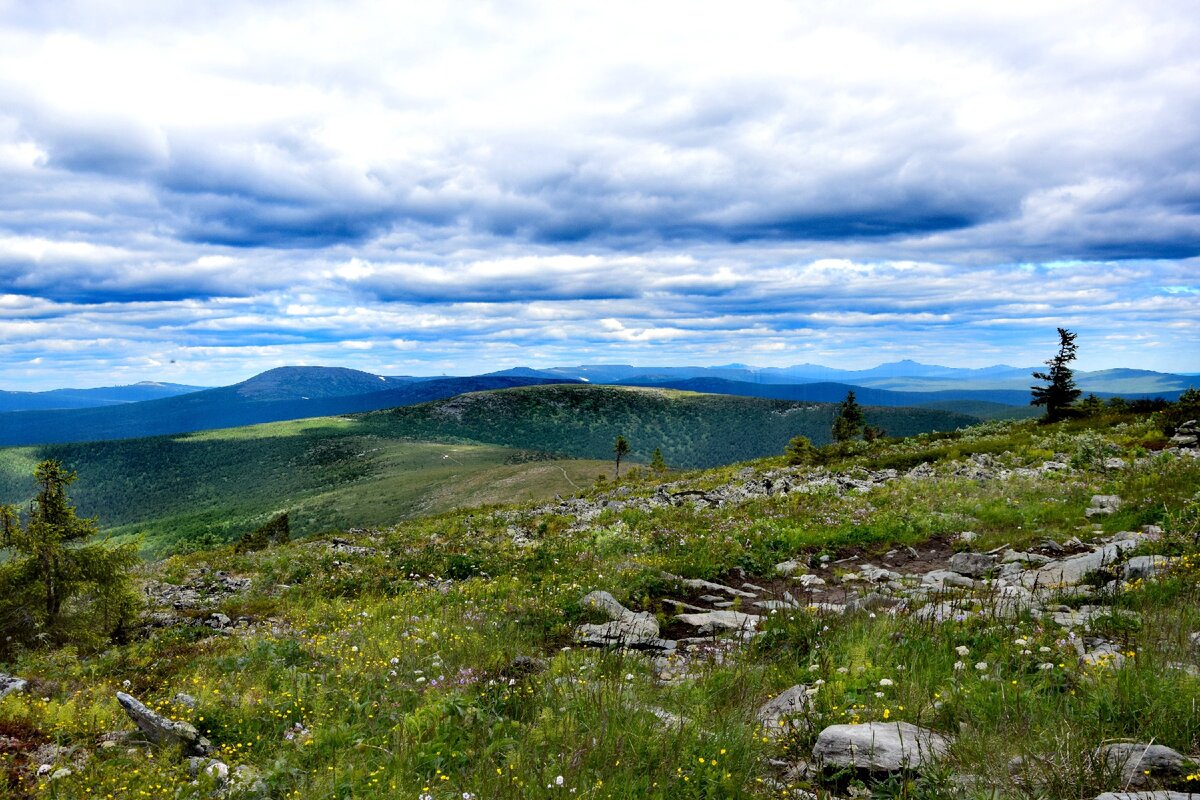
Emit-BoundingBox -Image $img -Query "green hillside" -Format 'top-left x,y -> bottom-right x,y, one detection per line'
355,384 -> 978,468
0,385 -> 976,555
0,418 -> 607,556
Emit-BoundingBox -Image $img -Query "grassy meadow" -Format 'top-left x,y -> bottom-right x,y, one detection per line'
2,409 -> 1199,798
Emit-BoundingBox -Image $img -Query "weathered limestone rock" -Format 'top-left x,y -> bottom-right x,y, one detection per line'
1022,542 -> 1138,589
674,610 -> 761,635
575,591 -> 674,651
1086,495 -> 1123,518
0,673 -> 27,698
115,692 -> 211,755
681,578 -> 757,598
1096,743 -> 1194,789
812,722 -> 951,772
948,552 -> 996,578
922,570 -> 976,589
1122,556 -> 1175,581
757,685 -> 813,740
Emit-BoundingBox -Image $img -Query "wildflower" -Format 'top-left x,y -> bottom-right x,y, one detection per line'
955,645 -> 970,656
975,662 -> 988,671
1014,638 -> 1028,646
555,775 -> 565,787
878,678 -> 893,687
953,661 -> 964,671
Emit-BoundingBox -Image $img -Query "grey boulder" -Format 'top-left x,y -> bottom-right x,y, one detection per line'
812,722 -> 951,772
1096,742 -> 1194,789
116,692 -> 211,755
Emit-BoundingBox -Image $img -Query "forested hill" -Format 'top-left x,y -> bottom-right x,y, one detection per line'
0,373 -> 579,446
356,384 -> 979,469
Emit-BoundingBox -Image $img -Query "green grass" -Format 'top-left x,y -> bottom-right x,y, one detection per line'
3,409 -> 1200,799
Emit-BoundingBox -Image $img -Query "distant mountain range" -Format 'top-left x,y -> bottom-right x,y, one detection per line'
0,381 -> 205,412
490,361 -> 1196,395
1,361 -> 1192,448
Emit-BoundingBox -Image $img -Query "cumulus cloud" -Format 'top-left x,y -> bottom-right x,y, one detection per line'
0,1 -> 1198,388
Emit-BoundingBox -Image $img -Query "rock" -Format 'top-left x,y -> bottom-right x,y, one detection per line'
174,692 -> 198,709
794,573 -> 827,589
755,600 -> 799,612
1081,643 -> 1127,670
1122,555 -> 1175,581
1104,457 -> 1128,470
776,559 -> 803,576
1086,495 -> 1123,518
674,610 -> 761,635
681,578 -> 757,598
116,692 -> 212,755
757,685 -> 813,739
1169,420 -> 1199,448
859,565 -> 902,583
812,722 -> 951,772
1094,793 -> 1200,800
1097,742 -> 1194,789
948,552 -> 995,578
0,673 -> 27,698
581,590 -> 627,618
1003,551 -> 1052,567
1022,542 -> 1138,590
922,570 -> 976,589
206,613 -> 232,629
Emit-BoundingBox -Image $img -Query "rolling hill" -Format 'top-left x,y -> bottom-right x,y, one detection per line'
352,384 -> 978,469
0,368 -> 578,446
0,384 -> 976,555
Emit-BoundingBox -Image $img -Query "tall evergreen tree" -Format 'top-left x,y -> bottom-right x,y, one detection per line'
649,447 -> 668,474
0,460 -> 138,650
832,390 -> 866,442
612,435 -> 630,479
1031,328 -> 1082,422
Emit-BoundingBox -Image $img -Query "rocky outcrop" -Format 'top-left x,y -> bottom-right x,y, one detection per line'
812,722 -> 951,772
575,591 -> 675,652
947,552 -> 996,578
115,692 -> 212,756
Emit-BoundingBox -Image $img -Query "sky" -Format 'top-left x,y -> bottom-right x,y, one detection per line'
1,1 -> 1199,390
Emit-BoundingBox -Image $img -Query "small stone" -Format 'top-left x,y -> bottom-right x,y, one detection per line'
674,610 -> 761,634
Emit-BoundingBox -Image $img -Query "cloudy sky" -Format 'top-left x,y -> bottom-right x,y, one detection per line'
2,0 -> 1198,390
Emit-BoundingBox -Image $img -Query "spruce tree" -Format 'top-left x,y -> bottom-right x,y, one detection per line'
0,460 -> 138,650
613,435 -> 630,479
832,390 -> 866,443
1031,328 -> 1082,422
649,447 -> 667,474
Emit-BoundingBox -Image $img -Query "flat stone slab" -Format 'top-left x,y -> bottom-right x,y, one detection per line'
681,578 -> 757,598
674,610 -> 761,634
813,722 -> 951,772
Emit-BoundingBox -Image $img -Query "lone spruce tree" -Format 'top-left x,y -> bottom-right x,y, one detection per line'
649,447 -> 668,475
0,460 -> 138,650
613,435 -> 630,480
832,390 -> 866,443
1031,328 -> 1082,422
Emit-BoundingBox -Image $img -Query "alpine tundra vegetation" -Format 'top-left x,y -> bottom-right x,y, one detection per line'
1,399 -> 1199,799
